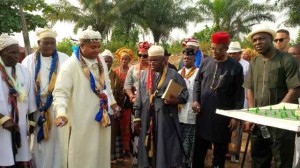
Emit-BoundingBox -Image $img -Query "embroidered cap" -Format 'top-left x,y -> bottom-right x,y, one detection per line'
148,45 -> 165,57
0,34 -> 19,51
36,28 -> 57,40
101,49 -> 114,59
211,32 -> 230,44
115,48 -> 134,61
78,26 -> 101,42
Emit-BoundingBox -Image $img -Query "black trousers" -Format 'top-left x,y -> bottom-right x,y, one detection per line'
251,133 -> 295,168
192,135 -> 227,168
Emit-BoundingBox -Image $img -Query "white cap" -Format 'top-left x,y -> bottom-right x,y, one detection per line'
0,34 -> 19,51
246,24 -> 276,41
78,26 -> 101,41
148,45 -> 164,57
227,41 -> 242,53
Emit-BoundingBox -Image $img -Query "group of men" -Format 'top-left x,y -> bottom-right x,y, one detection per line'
0,23 -> 300,168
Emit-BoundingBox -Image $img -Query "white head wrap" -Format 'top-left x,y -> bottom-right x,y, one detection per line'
101,49 -> 114,59
0,34 -> 19,51
36,28 -> 57,40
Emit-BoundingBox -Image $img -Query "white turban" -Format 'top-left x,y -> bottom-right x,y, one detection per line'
0,34 -> 19,51
78,26 -> 101,42
101,49 -> 114,59
36,28 -> 57,40
148,45 -> 165,57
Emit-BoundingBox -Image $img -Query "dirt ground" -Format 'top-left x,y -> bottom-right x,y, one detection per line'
112,56 -> 253,168
112,132 -> 252,168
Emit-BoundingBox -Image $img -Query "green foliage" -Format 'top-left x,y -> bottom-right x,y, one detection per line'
56,38 -> 76,56
110,22 -> 139,46
296,30 -> 300,44
193,25 -> 215,43
46,0 -> 198,43
137,0 -> 198,43
0,0 -> 48,34
196,0 -> 275,39
272,0 -> 300,26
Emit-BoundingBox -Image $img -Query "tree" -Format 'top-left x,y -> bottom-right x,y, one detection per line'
0,0 -> 47,35
45,0 -> 116,39
136,0 -> 198,43
273,0 -> 300,26
296,29 -> 300,44
56,38 -> 76,56
196,0 -> 275,39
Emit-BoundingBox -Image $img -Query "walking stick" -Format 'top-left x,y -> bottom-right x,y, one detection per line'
241,132 -> 251,168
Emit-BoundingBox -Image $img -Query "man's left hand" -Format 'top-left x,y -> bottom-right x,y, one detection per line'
111,104 -> 122,119
228,119 -> 238,131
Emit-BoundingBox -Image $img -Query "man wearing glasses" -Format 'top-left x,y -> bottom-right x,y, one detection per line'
274,29 -> 290,52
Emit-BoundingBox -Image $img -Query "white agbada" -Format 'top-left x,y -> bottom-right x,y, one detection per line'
52,53 -> 115,168
0,63 -> 37,166
22,51 -> 69,168
178,67 -> 199,124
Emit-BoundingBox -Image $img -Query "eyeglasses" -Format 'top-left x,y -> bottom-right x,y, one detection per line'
138,54 -> 148,58
274,38 -> 287,43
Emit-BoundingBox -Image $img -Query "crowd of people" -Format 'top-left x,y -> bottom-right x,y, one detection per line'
0,23 -> 300,168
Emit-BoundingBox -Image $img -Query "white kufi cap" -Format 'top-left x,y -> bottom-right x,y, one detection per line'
0,34 -> 19,51
148,45 -> 165,57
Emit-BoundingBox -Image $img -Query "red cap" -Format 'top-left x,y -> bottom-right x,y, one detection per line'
211,32 -> 230,44
138,41 -> 152,53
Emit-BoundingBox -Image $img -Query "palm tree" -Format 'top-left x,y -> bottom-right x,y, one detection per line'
45,0 -> 116,38
136,0 -> 198,43
272,0 -> 300,26
197,0 -> 276,39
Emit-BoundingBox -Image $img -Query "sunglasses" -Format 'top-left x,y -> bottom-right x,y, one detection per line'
138,54 -> 148,58
274,38 -> 287,43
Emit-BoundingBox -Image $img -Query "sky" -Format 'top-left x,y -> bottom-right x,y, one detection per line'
13,0 -> 299,47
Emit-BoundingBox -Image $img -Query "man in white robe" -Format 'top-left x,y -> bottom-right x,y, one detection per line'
52,26 -> 121,168
0,35 -> 37,167
22,28 -> 69,168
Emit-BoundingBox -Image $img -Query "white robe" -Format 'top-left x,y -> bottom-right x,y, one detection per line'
0,63 -> 37,166
52,53 -> 116,168
22,52 -> 69,168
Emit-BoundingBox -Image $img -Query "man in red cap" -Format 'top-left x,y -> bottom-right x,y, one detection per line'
192,32 -> 244,168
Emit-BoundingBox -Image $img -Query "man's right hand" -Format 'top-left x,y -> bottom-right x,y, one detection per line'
134,121 -> 141,136
55,116 -> 68,127
2,119 -> 19,132
192,101 -> 201,114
